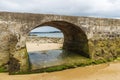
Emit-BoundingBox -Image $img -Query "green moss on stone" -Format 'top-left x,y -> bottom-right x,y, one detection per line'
88,38 -> 120,60
0,67 -> 7,72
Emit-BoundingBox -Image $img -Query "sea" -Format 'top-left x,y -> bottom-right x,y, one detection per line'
30,32 -> 64,38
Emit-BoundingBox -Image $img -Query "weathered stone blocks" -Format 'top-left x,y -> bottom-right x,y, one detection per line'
0,12 -> 120,74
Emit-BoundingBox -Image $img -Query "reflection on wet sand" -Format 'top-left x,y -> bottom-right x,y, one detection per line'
29,49 -> 88,70
29,50 -> 63,70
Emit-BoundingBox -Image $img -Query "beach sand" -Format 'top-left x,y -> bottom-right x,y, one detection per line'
0,62 -> 120,80
26,42 -> 63,52
0,43 -> 120,80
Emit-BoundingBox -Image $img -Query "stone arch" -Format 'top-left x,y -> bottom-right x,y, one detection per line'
0,12 -> 119,74
27,21 -> 89,57
9,20 -> 90,74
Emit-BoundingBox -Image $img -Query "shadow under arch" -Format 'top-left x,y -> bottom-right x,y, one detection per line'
28,21 -> 89,58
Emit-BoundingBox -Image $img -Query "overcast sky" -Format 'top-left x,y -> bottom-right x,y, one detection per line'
0,0 -> 120,32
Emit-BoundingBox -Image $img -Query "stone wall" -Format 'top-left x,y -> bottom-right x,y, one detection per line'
0,27 -> 10,70
89,38 -> 120,60
0,12 -> 120,74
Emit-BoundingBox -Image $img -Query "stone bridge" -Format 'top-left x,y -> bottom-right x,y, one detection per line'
0,12 -> 120,74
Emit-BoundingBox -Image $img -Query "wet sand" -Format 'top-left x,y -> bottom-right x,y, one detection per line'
0,62 -> 120,80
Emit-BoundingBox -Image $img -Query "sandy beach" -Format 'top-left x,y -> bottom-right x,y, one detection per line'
26,42 -> 63,52
0,61 -> 120,80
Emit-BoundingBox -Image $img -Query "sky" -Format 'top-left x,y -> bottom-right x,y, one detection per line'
0,0 -> 120,32
31,26 -> 60,32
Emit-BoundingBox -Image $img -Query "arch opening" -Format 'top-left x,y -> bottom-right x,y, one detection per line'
25,21 -> 89,71
8,20 -> 90,74
26,26 -> 64,52
26,26 -> 65,70
27,21 -> 89,57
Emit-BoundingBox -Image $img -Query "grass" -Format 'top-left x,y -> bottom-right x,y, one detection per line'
0,67 -> 7,73
116,57 -> 120,61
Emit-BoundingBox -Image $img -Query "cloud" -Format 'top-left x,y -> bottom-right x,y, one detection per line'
31,26 -> 60,32
0,0 -> 120,18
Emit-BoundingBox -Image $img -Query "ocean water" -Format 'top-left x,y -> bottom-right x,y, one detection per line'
30,32 -> 64,38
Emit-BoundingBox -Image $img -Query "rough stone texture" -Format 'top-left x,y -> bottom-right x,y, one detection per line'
88,38 -> 120,59
0,12 -> 120,74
